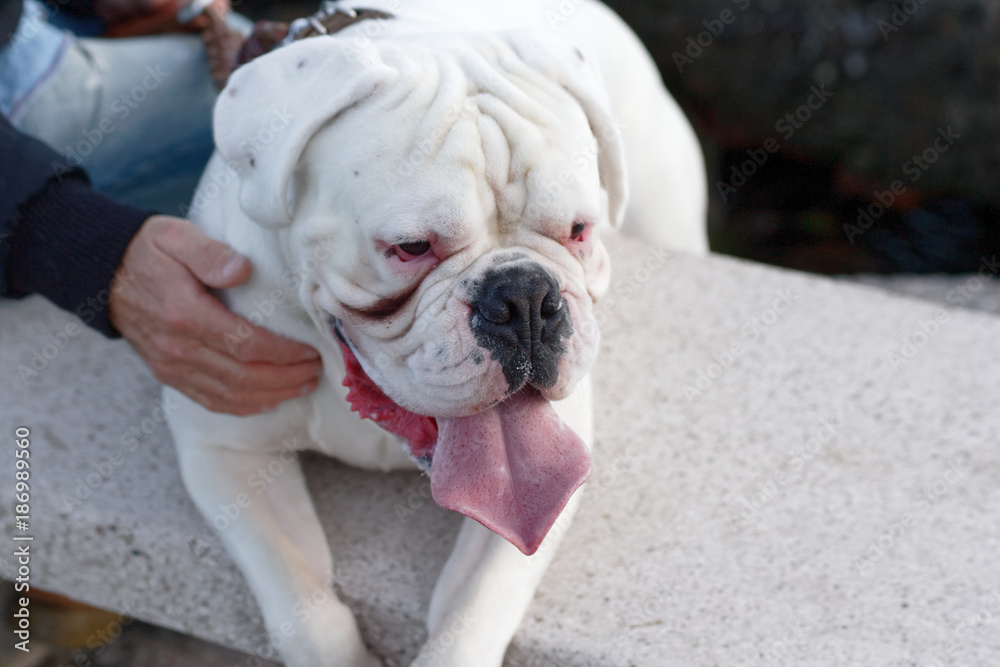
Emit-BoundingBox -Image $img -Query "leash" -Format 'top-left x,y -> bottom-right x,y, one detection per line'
201,2 -> 394,89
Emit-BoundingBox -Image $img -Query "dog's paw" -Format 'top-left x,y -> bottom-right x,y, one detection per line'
276,599 -> 382,667
410,646 -> 473,667
356,651 -> 384,667
411,636 -> 500,667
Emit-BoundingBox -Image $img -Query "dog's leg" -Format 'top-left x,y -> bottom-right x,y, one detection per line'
414,493 -> 583,666
413,378 -> 594,666
176,442 -> 380,667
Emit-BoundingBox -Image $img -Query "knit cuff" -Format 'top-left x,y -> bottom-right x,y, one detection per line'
6,176 -> 152,338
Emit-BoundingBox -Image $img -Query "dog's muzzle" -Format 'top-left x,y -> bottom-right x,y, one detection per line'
469,263 -> 571,391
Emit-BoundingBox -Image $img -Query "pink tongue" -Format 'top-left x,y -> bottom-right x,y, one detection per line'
430,390 -> 592,555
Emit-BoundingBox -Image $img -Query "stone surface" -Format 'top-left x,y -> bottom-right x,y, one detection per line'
843,272 -> 1000,316
2,235 -> 1000,666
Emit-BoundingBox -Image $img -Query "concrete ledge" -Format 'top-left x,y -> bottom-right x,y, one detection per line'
843,272 -> 1000,316
2,235 -> 1000,666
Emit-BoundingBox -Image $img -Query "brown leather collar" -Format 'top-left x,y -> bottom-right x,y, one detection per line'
283,6 -> 394,43
207,5 -> 394,88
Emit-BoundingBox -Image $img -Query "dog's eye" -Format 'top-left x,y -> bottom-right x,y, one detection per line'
569,222 -> 588,242
393,241 -> 432,261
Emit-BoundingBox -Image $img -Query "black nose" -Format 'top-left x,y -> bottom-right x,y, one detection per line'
469,263 -> 572,390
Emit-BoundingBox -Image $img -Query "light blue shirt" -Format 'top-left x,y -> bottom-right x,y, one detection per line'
0,0 -> 68,119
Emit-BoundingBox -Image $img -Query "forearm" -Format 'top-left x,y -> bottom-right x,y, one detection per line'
5,176 -> 151,337
0,113 -> 151,337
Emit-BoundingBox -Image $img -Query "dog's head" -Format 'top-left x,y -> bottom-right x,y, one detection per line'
215,32 -> 627,553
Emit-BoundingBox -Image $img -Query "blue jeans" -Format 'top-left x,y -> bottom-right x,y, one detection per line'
0,0 -> 248,213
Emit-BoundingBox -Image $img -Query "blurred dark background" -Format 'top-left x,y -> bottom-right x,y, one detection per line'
601,0 -> 1000,275
240,0 -> 1000,276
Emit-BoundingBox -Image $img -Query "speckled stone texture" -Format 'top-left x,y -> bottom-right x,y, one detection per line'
2,235 -> 1000,666
843,272 -> 1000,317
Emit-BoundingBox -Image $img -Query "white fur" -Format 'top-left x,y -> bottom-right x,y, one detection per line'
167,1 -> 706,665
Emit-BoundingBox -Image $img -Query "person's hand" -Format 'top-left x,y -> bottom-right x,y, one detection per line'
98,0 -> 230,37
109,215 -> 323,416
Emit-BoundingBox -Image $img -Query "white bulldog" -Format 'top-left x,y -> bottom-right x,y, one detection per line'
166,0 -> 706,665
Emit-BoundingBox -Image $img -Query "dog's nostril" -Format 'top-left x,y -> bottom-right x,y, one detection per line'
472,265 -> 565,338
470,263 -> 572,390
481,302 -> 514,325
540,291 -> 562,318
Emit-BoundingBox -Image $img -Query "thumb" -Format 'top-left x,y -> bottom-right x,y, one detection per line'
152,216 -> 252,289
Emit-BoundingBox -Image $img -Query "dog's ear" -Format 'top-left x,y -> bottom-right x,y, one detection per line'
508,33 -> 629,229
214,39 -> 395,228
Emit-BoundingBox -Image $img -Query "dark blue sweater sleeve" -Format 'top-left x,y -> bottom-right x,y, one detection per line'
0,113 -> 151,337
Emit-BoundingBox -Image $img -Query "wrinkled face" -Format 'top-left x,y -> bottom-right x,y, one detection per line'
255,39 -> 617,418
213,34 -> 626,552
